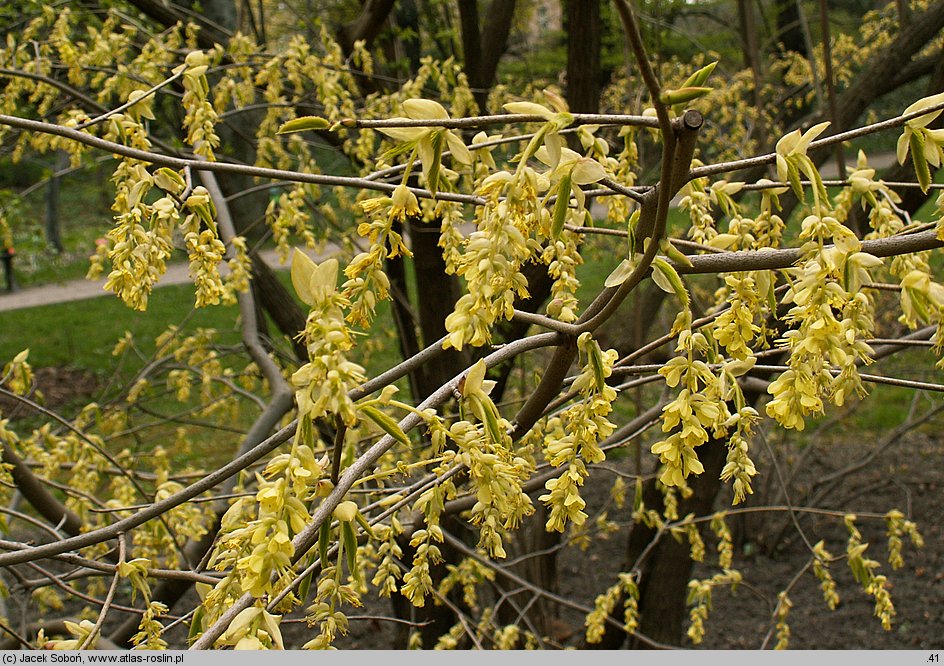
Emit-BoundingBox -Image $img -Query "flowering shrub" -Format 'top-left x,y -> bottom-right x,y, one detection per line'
0,0 -> 939,650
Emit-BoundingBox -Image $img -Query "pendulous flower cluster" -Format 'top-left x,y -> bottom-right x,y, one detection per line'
290,252 -> 366,428
540,332 -> 618,532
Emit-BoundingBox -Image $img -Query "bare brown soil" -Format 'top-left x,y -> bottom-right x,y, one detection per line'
0,366 -> 100,413
693,432 -> 944,650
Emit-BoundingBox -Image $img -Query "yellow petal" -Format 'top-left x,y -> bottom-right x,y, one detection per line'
377,123 -> 428,142
502,101 -> 555,118
897,130 -> 912,165
333,500 -> 358,522
224,607 -> 261,642
794,121 -> 831,155
571,158 -> 607,185
775,129 -> 801,156
310,257 -> 339,294
444,132 -> 472,164
463,359 -> 488,397
290,248 -> 316,306
604,258 -> 635,288
903,91 -> 944,128
403,98 -> 449,120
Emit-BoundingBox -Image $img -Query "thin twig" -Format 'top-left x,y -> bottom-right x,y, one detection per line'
78,534 -> 126,650
75,71 -> 183,131
691,98 -> 944,180
344,112 -> 660,131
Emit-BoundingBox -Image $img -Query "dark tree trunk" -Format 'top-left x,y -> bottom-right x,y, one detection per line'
565,0 -> 602,114
389,514 -> 476,647
338,0 -> 396,53
2,443 -> 83,538
738,0 -> 768,148
626,438 -> 729,647
385,247 -> 425,402
774,0 -> 807,56
494,505 -> 561,638
408,218 -> 469,398
585,393 -> 757,649
249,253 -> 307,362
458,0 -> 518,112
492,0 -> 605,637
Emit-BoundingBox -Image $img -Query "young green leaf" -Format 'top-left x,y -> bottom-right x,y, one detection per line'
683,61 -> 718,88
188,606 -> 205,642
659,87 -> 712,106
424,130 -> 445,197
341,521 -> 358,574
355,510 -> 376,539
297,566 -> 314,603
469,393 -> 503,444
587,340 -> 607,392
277,116 -> 330,134
318,520 -> 331,566
652,257 -> 689,306
551,173 -> 572,239
360,405 -> 411,447
786,159 -> 803,200
661,239 -> 693,267
910,132 -> 932,192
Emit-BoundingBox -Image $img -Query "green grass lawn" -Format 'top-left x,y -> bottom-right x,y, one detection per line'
0,283 -> 241,374
0,257 -> 405,393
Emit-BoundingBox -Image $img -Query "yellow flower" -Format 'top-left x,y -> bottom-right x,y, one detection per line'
376,98 -> 471,192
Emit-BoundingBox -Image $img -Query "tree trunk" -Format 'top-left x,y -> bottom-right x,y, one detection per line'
338,0 -> 396,54
408,218 -> 469,397
493,0 -> 605,637
565,0 -> 602,114
774,0 -> 807,56
738,0 -> 768,148
627,438 -> 729,647
385,246 -> 425,401
249,253 -> 307,362
458,0 -> 518,113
